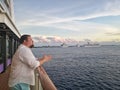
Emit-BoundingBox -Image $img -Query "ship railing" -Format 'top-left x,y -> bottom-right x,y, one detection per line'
31,66 -> 57,90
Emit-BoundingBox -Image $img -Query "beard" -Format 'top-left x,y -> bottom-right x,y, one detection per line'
29,44 -> 34,48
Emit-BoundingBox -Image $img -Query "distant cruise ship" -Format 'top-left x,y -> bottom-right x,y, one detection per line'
61,43 -> 68,47
80,42 -> 100,47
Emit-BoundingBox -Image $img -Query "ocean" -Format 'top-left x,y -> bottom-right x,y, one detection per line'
32,45 -> 120,90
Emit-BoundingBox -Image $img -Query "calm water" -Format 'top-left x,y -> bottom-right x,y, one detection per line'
32,45 -> 120,90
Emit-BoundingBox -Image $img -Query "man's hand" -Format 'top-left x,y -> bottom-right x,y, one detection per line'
39,55 -> 52,65
43,55 -> 52,62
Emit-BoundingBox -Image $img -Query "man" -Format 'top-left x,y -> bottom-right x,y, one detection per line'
8,35 -> 52,90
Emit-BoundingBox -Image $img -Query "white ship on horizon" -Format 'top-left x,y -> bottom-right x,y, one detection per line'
61,43 -> 68,48
80,42 -> 100,47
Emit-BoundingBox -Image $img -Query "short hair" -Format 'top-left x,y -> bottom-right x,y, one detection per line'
19,34 -> 31,44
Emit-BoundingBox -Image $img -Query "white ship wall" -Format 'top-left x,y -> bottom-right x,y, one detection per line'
0,0 -> 20,37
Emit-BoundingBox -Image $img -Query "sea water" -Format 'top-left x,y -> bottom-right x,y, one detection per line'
32,45 -> 120,90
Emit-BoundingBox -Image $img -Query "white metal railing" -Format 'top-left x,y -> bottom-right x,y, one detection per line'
32,66 -> 57,90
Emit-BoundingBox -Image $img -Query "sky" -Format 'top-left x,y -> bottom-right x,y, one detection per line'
13,0 -> 120,45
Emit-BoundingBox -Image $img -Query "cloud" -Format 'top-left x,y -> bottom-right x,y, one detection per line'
17,9 -> 120,36
17,14 -> 119,35
32,35 -> 78,44
18,12 -> 120,27
33,36 -> 49,43
104,0 -> 120,11
32,35 -> 120,46
16,0 -> 120,27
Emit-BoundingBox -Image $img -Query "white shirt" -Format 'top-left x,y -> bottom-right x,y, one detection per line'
8,44 -> 40,87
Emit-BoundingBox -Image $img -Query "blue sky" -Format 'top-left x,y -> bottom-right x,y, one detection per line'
14,0 -> 120,44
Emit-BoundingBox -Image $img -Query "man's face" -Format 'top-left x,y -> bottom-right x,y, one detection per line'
25,36 -> 34,48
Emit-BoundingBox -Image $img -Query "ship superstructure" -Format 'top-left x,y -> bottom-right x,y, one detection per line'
0,1 -> 56,90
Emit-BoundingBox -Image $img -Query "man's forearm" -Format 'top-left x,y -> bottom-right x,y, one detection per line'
39,57 -> 46,65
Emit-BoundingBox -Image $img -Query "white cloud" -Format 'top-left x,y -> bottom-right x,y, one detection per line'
17,0 -> 120,27
32,35 -> 120,46
18,11 -> 120,27
17,8 -> 120,35
17,13 -> 120,35
32,35 -> 79,46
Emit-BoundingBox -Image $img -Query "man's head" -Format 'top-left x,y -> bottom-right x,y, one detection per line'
19,35 -> 34,48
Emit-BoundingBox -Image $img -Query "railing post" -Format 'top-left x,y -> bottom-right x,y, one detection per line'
30,69 -> 43,90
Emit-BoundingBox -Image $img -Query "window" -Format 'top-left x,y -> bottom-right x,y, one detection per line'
0,32 -> 4,73
0,33 -> 2,64
6,35 -> 11,66
4,0 -> 12,17
4,0 -> 10,8
0,31 -> 19,73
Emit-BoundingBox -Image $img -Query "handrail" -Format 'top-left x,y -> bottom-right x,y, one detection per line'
37,66 -> 57,90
